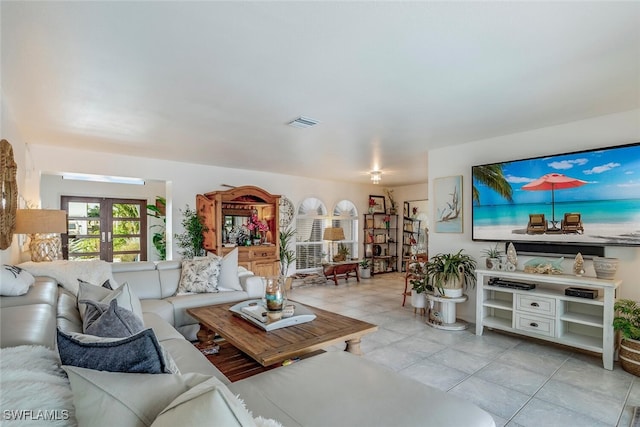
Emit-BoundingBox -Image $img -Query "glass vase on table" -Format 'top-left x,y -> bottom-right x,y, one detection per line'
263,276 -> 286,321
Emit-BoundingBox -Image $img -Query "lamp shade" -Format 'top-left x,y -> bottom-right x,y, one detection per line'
14,209 -> 67,234
323,227 -> 345,241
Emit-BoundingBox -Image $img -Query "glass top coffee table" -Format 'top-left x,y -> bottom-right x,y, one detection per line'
187,300 -> 377,367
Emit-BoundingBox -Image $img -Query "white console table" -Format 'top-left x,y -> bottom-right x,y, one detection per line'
475,269 -> 621,370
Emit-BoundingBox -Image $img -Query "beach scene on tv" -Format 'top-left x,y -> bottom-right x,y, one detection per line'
472,144 -> 640,246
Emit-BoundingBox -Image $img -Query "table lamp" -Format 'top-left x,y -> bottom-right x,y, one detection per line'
14,209 -> 67,262
323,227 -> 345,262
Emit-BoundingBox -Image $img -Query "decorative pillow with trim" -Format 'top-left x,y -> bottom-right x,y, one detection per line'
82,299 -> 145,337
1,264 -> 35,296
177,257 -> 222,294
57,329 -> 175,374
77,280 -> 143,321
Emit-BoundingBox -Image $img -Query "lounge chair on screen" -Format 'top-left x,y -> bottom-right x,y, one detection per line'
526,214 -> 547,234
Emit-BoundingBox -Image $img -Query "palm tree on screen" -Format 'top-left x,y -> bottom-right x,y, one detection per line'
472,164 -> 513,204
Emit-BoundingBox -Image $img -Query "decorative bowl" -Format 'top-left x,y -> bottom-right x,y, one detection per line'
593,257 -> 619,280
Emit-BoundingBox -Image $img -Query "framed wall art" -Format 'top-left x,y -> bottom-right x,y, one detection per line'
368,195 -> 386,214
434,175 -> 463,233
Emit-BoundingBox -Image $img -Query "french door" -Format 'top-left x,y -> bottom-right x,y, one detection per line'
61,196 -> 147,262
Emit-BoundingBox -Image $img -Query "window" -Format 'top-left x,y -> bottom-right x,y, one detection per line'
295,197 -> 359,272
332,200 -> 358,260
61,196 -> 147,262
295,198 -> 327,271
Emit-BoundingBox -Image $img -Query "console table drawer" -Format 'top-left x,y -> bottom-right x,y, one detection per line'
516,294 -> 556,316
514,312 -> 555,337
249,247 -> 276,260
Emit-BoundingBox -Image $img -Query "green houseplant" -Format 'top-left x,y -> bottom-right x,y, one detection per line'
333,243 -> 350,262
147,196 -> 167,260
482,243 -> 503,270
408,261 -> 431,310
614,299 -> 640,376
359,258 -> 371,279
174,205 -> 208,259
425,250 -> 477,297
279,226 -> 297,277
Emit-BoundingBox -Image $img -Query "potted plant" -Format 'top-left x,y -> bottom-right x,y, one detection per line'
279,226 -> 297,290
425,250 -> 477,298
359,258 -> 371,279
174,205 -> 208,259
482,243 -> 503,270
408,261 -> 431,311
333,243 -> 350,262
147,196 -> 167,260
614,299 -> 640,376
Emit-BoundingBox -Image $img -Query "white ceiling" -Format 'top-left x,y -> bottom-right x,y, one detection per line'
2,1 -> 639,186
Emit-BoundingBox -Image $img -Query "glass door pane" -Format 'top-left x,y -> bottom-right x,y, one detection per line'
66,200 -> 102,260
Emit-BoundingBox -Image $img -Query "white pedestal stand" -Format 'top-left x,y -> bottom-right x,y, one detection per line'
426,294 -> 468,331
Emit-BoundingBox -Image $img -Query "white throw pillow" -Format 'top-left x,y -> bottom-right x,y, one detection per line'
217,248 -> 243,291
151,376 -> 256,426
1,265 -> 35,296
178,257 -> 222,293
62,367 -> 254,427
63,366 -> 214,427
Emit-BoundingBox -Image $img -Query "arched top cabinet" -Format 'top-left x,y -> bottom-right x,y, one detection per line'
196,185 -> 280,277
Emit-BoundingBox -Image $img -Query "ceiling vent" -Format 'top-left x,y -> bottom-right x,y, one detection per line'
288,116 -> 319,129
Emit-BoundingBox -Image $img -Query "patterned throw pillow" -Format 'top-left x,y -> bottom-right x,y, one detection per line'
82,299 -> 145,337
1,264 -> 35,296
178,257 -> 222,293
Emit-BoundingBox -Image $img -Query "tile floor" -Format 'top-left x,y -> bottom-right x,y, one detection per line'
289,272 -> 638,427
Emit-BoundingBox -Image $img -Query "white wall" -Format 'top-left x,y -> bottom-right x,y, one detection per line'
23,144 -> 403,265
39,174 -> 166,261
429,108 -> 640,322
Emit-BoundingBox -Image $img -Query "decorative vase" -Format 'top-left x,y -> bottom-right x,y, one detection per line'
593,257 -> 619,279
506,242 -> 517,267
486,258 -> 500,270
411,290 -> 426,309
263,276 -> 285,314
573,252 -> 585,276
442,288 -> 463,298
368,207 -> 375,214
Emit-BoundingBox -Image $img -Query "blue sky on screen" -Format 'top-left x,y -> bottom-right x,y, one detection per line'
474,144 -> 640,206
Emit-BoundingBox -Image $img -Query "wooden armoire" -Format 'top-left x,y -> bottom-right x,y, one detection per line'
196,186 -> 280,277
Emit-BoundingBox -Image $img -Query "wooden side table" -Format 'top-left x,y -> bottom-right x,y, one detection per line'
322,262 -> 360,286
426,294 -> 468,331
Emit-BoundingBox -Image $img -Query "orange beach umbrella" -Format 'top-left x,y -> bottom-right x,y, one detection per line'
522,173 -> 587,224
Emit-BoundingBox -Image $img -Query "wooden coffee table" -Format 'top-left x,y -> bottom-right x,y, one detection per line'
187,301 -> 377,367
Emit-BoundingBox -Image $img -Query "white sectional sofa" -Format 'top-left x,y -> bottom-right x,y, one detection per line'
0,260 -> 496,427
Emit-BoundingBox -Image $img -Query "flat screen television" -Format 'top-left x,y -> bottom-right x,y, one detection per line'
471,142 -> 640,247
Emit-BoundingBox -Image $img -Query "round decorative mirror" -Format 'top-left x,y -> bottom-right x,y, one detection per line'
1,139 -> 18,250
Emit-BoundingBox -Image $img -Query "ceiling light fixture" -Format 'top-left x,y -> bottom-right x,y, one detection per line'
287,116 -> 319,129
370,171 -> 382,184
